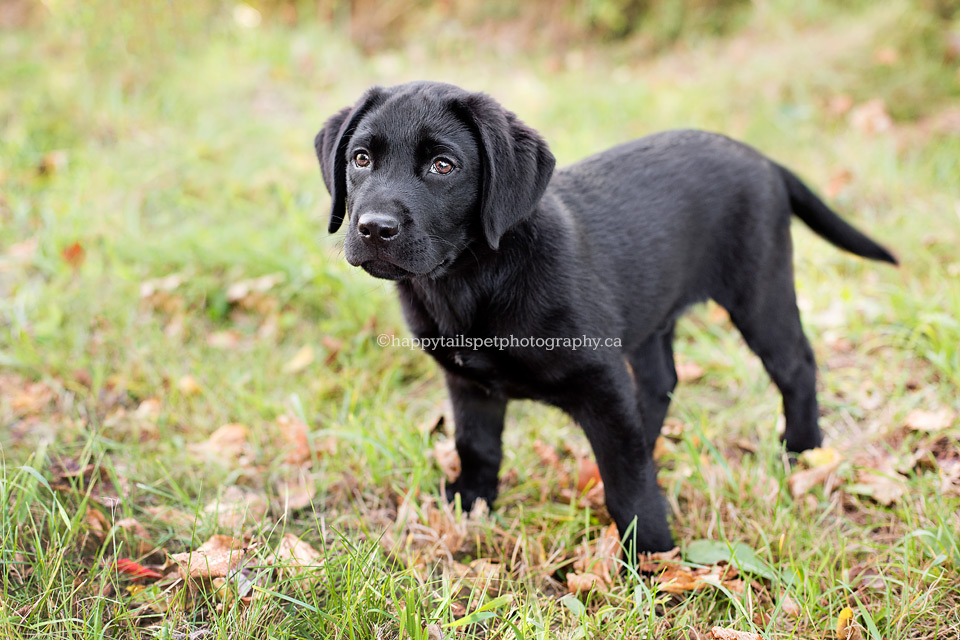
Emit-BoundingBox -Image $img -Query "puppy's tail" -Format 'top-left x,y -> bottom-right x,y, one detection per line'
777,164 -> 898,265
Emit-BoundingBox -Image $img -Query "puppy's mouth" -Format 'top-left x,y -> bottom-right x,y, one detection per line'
360,260 -> 414,280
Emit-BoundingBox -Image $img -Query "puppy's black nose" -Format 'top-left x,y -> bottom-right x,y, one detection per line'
357,213 -> 400,243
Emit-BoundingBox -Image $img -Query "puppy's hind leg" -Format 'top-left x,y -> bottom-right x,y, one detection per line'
628,325 -> 678,448
723,279 -> 822,454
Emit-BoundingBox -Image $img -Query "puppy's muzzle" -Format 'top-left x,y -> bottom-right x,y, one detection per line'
357,212 -> 401,246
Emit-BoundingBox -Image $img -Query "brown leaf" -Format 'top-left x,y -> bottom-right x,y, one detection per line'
576,458 -> 602,492
38,149 -> 68,175
788,464 -> 838,498
567,523 -> 621,594
849,99 -> 893,135
827,94 -> 854,117
434,438 -> 461,483
192,423 -> 250,460
207,330 -> 242,350
277,414 -> 311,465
283,345 -> 314,374
873,47 -> 898,65
905,408 -> 956,432
532,440 -> 568,483
85,507 -> 110,541
321,336 -> 343,365
566,571 -> 608,595
276,475 -> 317,512
636,546 -> 681,573
203,486 -> 268,530
273,533 -> 324,578
851,469 -> 905,506
675,357 -> 705,382
825,168 -> 853,199
170,535 -> 249,581
710,627 -> 764,640
781,593 -> 801,617
114,517 -> 154,555
177,375 -> 201,396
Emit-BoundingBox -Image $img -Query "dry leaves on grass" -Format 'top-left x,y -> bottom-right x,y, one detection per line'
190,423 -> 253,464
675,356 -> 705,382
710,627 -> 764,640
203,486 -> 269,531
283,345 -> 314,374
533,440 -> 607,511
434,438 -> 461,483
905,407 -> 956,433
49,458 -> 125,508
787,447 -> 843,498
170,535 -> 251,582
566,523 -> 621,595
272,533 -> 324,581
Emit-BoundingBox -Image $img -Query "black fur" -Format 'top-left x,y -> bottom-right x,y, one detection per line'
314,81 -> 897,556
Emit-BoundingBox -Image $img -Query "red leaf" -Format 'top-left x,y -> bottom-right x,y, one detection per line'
115,557 -> 162,580
60,242 -> 86,268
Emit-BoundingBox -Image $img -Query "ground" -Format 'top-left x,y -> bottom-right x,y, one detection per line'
1,1 -> 959,638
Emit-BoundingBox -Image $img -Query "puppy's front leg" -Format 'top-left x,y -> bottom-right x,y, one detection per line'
443,372 -> 508,511
566,362 -> 675,556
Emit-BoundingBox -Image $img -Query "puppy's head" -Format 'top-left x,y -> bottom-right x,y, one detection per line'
315,82 -> 555,280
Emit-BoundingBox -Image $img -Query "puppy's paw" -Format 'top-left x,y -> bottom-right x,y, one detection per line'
445,478 -> 498,512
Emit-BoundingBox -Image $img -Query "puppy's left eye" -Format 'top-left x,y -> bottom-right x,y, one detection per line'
429,158 -> 454,175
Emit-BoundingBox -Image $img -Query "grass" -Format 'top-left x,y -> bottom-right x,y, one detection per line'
1,0 -> 959,637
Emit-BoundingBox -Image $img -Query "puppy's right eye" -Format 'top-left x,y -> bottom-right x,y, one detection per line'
354,152 -> 371,168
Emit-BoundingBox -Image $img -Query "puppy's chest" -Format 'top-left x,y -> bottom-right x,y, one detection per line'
421,334 -> 540,397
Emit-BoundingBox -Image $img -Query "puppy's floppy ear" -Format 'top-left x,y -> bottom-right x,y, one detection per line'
457,92 -> 556,250
314,87 -> 383,234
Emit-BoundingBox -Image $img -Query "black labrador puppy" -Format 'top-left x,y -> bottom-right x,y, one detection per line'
314,81 -> 896,555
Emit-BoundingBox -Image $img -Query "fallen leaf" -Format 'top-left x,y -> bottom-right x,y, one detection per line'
849,99 -> 893,135
788,463 -> 839,498
38,149 -> 68,175
710,627 -> 764,640
276,414 -> 311,465
192,423 -> 250,459
781,593 -> 801,617
848,469 -> 905,506
827,94 -> 855,117
567,523 -> 621,595
60,242 -> 85,269
283,345 -> 314,374
170,535 -> 249,581
873,47 -> 898,65
566,571 -> 607,595
114,517 -> 154,555
85,507 -> 110,541
114,558 -> 163,581
675,358 -> 705,382
203,486 -> 268,530
207,330 -> 241,350
177,375 -> 201,396
276,475 -> 317,511
826,168 -> 853,199
434,439 -> 461,483
905,408 -> 955,432
134,397 -> 162,420
321,336 -> 343,365
576,458 -> 602,492
273,533 -> 324,579
636,546 -> 681,573
532,440 -> 568,482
